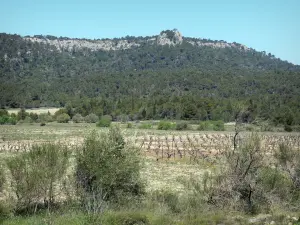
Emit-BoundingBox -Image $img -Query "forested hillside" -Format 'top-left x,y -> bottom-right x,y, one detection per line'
1,29 -> 300,125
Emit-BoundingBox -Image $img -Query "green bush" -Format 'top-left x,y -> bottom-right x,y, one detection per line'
0,109 -> 8,117
6,143 -> 70,213
54,108 -> 68,118
138,123 -> 152,129
84,113 -> 99,123
127,123 -> 133,128
0,116 -> 16,125
38,113 -> 53,123
29,113 -> 38,122
76,127 -> 144,211
17,109 -> 29,121
284,125 -> 293,132
157,121 -> 175,130
72,113 -> 84,123
175,122 -> 188,130
56,113 -> 70,123
96,115 -> 112,127
197,120 -> 224,131
213,120 -> 225,131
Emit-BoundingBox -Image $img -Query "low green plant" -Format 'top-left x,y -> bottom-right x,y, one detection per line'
72,113 -> 84,123
0,115 -> 16,125
138,123 -> 152,129
175,122 -> 188,130
197,120 -> 224,131
127,123 -> 133,128
284,125 -> 293,132
38,113 -> 53,123
157,121 -> 175,130
96,115 -> 112,127
84,113 -> 99,123
56,113 -> 70,123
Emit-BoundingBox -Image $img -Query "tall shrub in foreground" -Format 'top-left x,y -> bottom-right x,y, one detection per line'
76,127 -> 144,212
6,143 -> 70,213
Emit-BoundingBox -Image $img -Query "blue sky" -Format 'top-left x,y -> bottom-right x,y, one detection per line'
1,0 -> 299,65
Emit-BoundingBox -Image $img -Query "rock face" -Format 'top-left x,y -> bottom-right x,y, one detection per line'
22,29 -> 250,52
156,29 -> 183,46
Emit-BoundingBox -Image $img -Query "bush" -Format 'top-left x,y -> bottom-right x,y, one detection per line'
175,122 -> 188,130
157,121 -> 175,130
38,113 -> 53,123
0,116 -> 16,125
54,108 -> 68,119
213,120 -> 225,131
56,113 -> 70,123
127,123 -> 133,128
0,109 -> 8,117
76,127 -> 144,211
17,109 -> 28,121
284,125 -> 293,132
197,120 -> 224,131
29,113 -> 38,122
6,143 -> 70,212
138,123 -> 152,129
72,113 -> 84,123
84,113 -> 99,123
190,134 -> 266,213
96,115 -> 112,127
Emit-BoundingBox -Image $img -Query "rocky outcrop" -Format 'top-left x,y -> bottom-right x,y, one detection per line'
23,29 -> 250,52
156,29 -> 183,46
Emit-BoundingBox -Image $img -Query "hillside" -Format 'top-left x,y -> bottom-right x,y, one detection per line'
0,29 -> 300,124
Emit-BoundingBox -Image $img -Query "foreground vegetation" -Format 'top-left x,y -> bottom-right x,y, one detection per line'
0,124 -> 300,224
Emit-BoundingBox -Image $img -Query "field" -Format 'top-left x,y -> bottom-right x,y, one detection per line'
1,122 -> 300,190
1,122 -> 300,224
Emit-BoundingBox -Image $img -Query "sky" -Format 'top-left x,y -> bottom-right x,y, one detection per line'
1,0 -> 299,65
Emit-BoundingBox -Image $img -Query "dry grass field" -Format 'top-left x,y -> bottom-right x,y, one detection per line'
1,122 -> 300,224
6,107 -> 61,115
1,122 -> 300,193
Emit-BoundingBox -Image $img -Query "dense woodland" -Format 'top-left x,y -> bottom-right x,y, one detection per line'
1,31 -> 300,126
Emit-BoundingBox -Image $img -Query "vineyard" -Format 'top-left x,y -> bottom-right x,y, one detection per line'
1,124 -> 300,161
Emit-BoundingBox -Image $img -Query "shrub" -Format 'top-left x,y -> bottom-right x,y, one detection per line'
6,143 -> 70,212
96,115 -> 112,127
54,108 -> 68,118
190,134 -> 266,213
56,113 -> 70,123
17,109 -> 28,121
284,125 -> 293,132
138,123 -> 152,129
0,109 -> 8,117
117,114 -> 129,123
38,113 -> 53,123
175,122 -> 188,130
72,113 -> 84,123
197,120 -> 224,131
197,121 -> 211,131
76,127 -> 144,211
212,120 -> 225,131
0,116 -> 16,125
127,123 -> 133,128
157,121 -> 175,130
84,113 -> 99,123
29,113 -> 38,122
